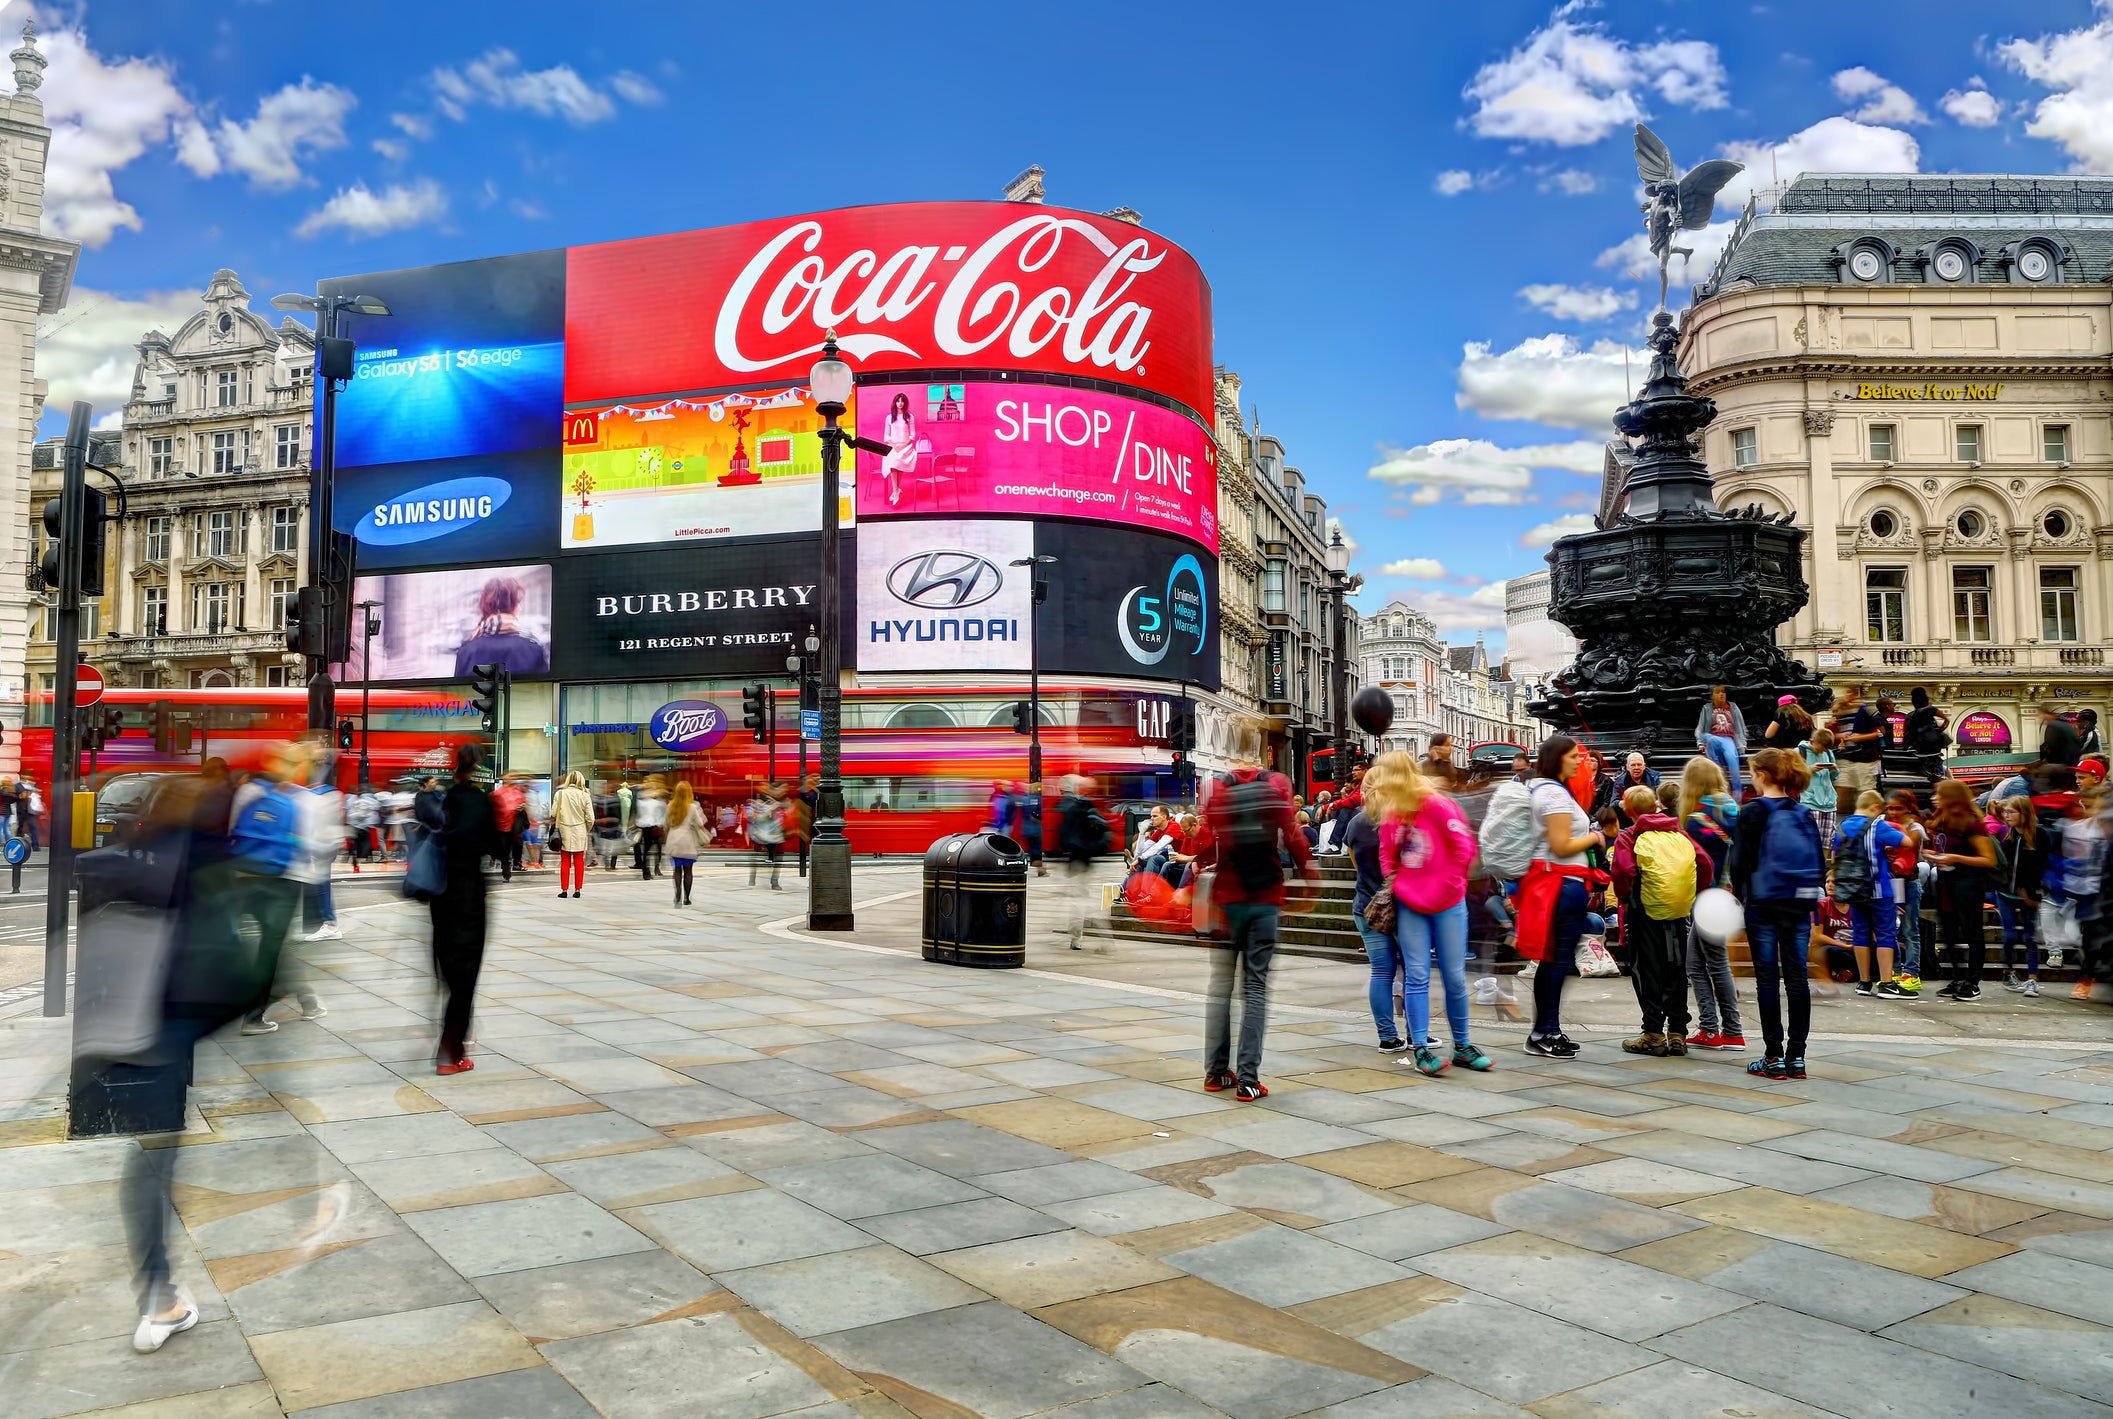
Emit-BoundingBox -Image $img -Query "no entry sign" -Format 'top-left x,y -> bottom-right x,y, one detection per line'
74,664 -> 103,707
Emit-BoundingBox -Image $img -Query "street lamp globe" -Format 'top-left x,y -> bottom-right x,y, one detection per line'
1325,528 -> 1352,578
809,332 -> 852,410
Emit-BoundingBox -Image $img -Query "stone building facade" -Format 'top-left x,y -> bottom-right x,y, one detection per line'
1683,173 -> 2113,752
28,271 -> 313,696
1358,599 -> 1446,756
0,22 -> 79,771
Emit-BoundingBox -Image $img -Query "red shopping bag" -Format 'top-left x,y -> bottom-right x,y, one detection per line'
1512,860 -> 1594,961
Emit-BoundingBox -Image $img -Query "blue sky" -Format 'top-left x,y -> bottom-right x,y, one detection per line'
26,0 -> 2113,646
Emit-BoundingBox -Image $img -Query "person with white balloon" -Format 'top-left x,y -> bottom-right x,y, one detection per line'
1729,747 -> 1828,1081
1678,757 -> 1746,1051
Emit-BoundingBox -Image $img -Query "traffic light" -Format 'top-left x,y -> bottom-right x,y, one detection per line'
39,486 -> 107,597
742,683 -> 769,742
1167,699 -> 1196,753
101,707 -> 122,745
286,585 -> 325,655
1171,754 -> 1196,788
470,663 -> 502,734
1010,700 -> 1033,735
336,719 -> 355,750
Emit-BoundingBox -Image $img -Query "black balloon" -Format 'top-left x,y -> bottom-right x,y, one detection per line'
1352,685 -> 1394,737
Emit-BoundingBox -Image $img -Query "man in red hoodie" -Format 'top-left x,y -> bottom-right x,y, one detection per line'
1195,758 -> 1316,1100
1609,784 -> 1713,1057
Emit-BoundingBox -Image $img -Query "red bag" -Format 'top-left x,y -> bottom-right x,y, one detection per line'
1513,860 -> 1595,961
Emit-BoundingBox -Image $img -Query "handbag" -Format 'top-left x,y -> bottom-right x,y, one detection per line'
1363,881 -> 1397,934
404,833 -> 445,901
1513,860 -> 1594,961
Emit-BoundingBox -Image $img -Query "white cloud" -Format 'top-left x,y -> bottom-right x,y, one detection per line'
1519,282 -> 1635,321
1545,168 -> 1598,194
391,112 -> 435,139
1456,334 -> 1643,432
1415,583 -> 1512,634
29,12 -> 193,246
294,178 -> 446,239
208,77 -> 355,189
1596,219 -> 1736,293
2000,9 -> 2113,170
1434,169 -> 1476,195
1520,513 -> 1596,547
1719,114 -> 1921,210
1462,2 -> 1726,147
431,48 -> 654,125
372,138 -> 408,161
1940,80 -> 2002,127
35,285 -> 200,418
1831,66 -> 1928,125
1380,558 -> 1448,579
1368,435 -> 1603,506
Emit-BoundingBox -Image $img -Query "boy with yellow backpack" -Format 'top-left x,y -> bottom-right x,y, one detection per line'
1610,785 -> 1715,1056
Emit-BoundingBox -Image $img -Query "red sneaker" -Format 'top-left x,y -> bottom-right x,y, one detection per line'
1685,1030 -> 1719,1049
1233,1081 -> 1269,1102
1713,1034 -> 1747,1052
435,1057 -> 474,1076
1203,1071 -> 1235,1092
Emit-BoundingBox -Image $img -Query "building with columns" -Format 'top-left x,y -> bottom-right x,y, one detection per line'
28,271 -> 313,695
1685,172 -> 2113,752
0,21 -> 79,771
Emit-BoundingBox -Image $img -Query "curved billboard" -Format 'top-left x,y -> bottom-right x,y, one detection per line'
564,202 -> 1214,422
854,381 -> 1217,553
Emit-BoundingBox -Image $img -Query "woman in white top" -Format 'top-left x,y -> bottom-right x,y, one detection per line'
881,391 -> 917,505
1526,734 -> 1605,1059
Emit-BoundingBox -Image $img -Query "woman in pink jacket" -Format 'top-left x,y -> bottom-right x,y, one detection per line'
1372,751 -> 1490,1076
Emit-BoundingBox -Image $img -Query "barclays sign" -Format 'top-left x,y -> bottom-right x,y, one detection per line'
648,699 -> 728,753
356,476 -> 513,546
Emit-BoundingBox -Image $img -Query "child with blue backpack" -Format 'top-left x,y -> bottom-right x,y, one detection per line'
1832,790 -> 1909,998
1731,747 -> 1827,1079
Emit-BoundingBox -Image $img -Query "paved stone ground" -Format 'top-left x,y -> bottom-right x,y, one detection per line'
1,860 -> 2111,1418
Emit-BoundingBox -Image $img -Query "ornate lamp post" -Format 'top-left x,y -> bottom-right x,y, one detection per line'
1325,529 -> 1355,800
786,625 -> 819,877
356,599 -> 381,788
806,335 -> 889,929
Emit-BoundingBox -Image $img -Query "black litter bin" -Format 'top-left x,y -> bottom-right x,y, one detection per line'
922,831 -> 1028,967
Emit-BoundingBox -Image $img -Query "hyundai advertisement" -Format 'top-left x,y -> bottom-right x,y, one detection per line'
854,381 -> 1217,552
854,519 -> 1033,673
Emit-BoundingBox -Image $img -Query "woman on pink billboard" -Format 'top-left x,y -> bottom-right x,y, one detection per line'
882,391 -> 917,506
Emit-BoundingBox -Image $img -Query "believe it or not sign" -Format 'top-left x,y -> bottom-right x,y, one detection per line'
1955,710 -> 2012,749
74,664 -> 104,707
1850,382 -> 2003,402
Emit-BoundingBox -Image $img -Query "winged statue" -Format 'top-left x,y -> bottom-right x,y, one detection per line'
1635,124 -> 1743,310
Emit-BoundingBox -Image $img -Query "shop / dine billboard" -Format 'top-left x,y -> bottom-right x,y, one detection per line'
318,200 -> 1216,686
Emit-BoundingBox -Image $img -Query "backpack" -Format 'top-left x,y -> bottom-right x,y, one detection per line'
1219,775 -> 1287,891
1634,829 -> 1698,920
1909,713 -> 1952,754
1832,816 -> 1879,904
229,784 -> 303,875
1061,795 -> 1105,859
1749,798 -> 1825,903
1478,779 -> 1540,880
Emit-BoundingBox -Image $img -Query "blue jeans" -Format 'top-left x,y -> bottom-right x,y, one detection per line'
1532,879 -> 1588,1038
1400,902 -> 1470,1047
1208,903 -> 1278,1086
1747,910 -> 1812,1059
1703,734 -> 1744,797
1850,898 -> 1897,971
1896,876 -> 1923,976
1995,894 -> 2038,975
305,879 -> 336,931
1358,907 -> 1404,1042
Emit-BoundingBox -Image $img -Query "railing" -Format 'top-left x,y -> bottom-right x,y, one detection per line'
1880,648 -> 1926,666
1969,648 -> 2016,666
1695,192 -> 1759,301
1777,174 -> 2113,216
113,632 -> 284,658
2059,647 -> 2105,666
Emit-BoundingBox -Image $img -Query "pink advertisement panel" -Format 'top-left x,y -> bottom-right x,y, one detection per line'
854,382 -> 1218,553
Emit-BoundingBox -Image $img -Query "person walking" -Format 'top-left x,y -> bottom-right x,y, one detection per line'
1993,796 -> 2048,997
1762,694 -> 1814,747
745,784 -> 786,889
299,762 -> 346,943
1927,779 -> 1999,1001
1419,734 -> 1461,790
1902,688 -> 1952,786
664,780 -> 705,906
552,771 -> 593,898
1195,757 -> 1315,1100
431,744 -> 498,1074
1612,784 -> 1710,1056
1370,752 -> 1488,1076
633,777 -> 668,879
2038,704 -> 2084,770
1516,736 -> 1604,1059
1800,728 -> 1840,849
1695,685 -> 1748,798
230,747 -> 319,1035
1056,776 -> 1110,951
1829,686 -> 1887,818
490,775 -> 523,881
1832,790 -> 1908,998
1340,797 -> 1406,1054
1731,748 -> 1826,1080
2078,708 -> 2103,758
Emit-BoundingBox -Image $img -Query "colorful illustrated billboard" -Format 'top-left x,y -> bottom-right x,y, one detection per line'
346,563 -> 553,683
855,382 -> 1216,552
855,519 -> 1033,673
559,383 -> 854,549
1955,710 -> 2012,749
564,203 -> 1214,421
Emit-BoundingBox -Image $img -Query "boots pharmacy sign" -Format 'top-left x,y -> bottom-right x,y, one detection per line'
565,203 -> 1215,422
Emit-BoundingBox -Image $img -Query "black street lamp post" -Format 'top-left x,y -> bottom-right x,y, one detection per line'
1008,554 -> 1057,790
1325,529 -> 1355,801
356,599 -> 381,788
786,625 -> 819,877
807,334 -> 889,930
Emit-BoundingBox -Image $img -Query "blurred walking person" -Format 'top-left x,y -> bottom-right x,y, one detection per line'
746,783 -> 786,889
1927,778 -> 2000,1001
552,771 -> 593,898
299,757 -> 346,943
634,775 -> 668,879
431,744 -> 499,1074
666,780 -> 705,906
492,774 -> 527,879
1055,776 -> 1110,951
1195,757 -> 1315,1100
231,746 -> 318,1035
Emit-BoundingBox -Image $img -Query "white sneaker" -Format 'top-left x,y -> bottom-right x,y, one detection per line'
2022,979 -> 2040,998
1471,977 -> 1501,1005
304,923 -> 342,941
132,1286 -> 198,1353
297,998 -> 327,1020
239,1018 -> 278,1035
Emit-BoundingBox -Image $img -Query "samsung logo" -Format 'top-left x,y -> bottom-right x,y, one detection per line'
356,476 -> 512,546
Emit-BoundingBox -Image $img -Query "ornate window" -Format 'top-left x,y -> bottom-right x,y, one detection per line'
1866,567 -> 1906,643
2042,567 -> 2081,642
1952,566 -> 1993,642
2043,508 -> 2073,539
271,505 -> 298,554
1915,237 -> 1981,284
1999,236 -> 2069,284
1868,509 -> 1898,539
1831,236 -> 1897,284
140,585 -> 166,635
1955,508 -> 1987,540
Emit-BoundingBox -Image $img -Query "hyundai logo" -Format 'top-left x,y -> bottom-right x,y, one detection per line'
886,551 -> 1004,609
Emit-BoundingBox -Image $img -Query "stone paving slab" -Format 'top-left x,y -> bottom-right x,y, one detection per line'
0,866 -> 2108,1417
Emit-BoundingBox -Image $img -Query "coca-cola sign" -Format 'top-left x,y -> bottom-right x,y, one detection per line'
566,202 -> 1214,421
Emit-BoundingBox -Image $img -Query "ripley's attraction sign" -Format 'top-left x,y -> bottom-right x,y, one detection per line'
319,201 -> 1219,691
